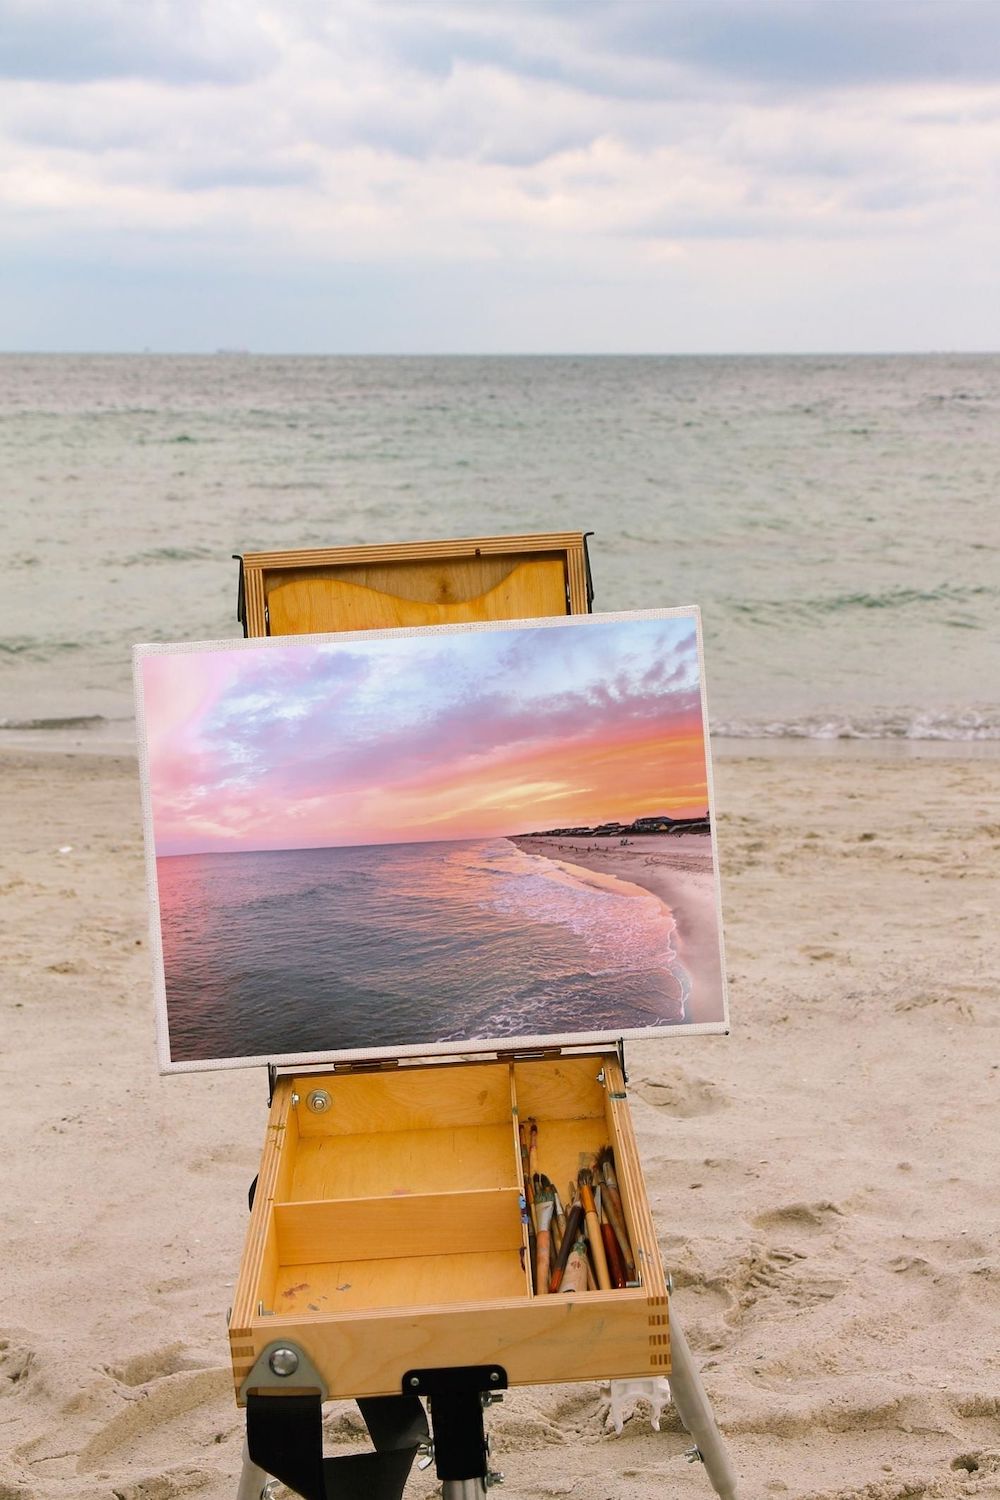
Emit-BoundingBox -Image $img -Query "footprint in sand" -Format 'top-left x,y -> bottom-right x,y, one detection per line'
76,1364 -> 232,1470
105,1464 -> 215,1498
0,1334 -> 35,1395
751,1201 -> 844,1233
632,1069 -> 728,1117
106,1343 -> 205,1387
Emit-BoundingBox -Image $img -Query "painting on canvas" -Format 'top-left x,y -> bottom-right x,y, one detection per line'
135,610 -> 728,1071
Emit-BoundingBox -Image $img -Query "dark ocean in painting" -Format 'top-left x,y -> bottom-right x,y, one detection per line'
155,837 -> 690,1062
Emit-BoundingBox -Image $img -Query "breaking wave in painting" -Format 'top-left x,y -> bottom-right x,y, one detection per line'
155,837 -> 689,1064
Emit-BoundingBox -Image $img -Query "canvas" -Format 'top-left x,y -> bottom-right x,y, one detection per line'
134,609 -> 728,1072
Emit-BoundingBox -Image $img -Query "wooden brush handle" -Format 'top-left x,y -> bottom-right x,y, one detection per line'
600,1180 -> 636,1280
601,1221 -> 627,1288
535,1228 -> 552,1294
548,1203 -> 583,1292
561,1239 -> 589,1293
578,1184 -> 612,1290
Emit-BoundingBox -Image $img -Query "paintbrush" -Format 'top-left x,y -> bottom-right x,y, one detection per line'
551,1186 -> 567,1258
519,1192 -> 536,1292
548,1189 -> 585,1292
528,1118 -> 539,1182
519,1122 -> 538,1230
597,1186 -> 627,1288
577,1167 -> 612,1290
532,1173 -> 556,1294
561,1234 -> 590,1293
596,1145 -> 636,1280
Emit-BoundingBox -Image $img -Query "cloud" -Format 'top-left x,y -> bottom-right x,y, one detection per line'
2,1 -> 999,351
143,618 -> 705,850
0,0 -> 277,85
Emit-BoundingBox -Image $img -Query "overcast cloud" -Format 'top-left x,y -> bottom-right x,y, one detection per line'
1,0 -> 997,352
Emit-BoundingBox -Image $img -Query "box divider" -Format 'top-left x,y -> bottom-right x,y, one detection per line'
273,1187 -> 525,1268
508,1063 -> 534,1296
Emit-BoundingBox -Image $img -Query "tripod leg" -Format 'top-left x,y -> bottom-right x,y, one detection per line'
235,1436 -> 273,1500
667,1313 -> 738,1500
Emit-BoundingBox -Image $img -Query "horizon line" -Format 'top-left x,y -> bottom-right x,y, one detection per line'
3,348 -> 999,360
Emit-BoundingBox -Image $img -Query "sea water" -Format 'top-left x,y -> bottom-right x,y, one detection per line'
1,352 -> 998,746
155,837 -> 691,1063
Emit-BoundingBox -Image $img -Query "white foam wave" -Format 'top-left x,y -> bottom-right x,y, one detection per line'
714,707 -> 1000,742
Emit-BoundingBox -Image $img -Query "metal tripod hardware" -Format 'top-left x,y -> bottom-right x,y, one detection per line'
239,1343 -> 429,1500
402,1364 -> 508,1491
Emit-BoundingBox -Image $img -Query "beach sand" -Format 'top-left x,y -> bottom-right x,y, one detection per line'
2,746 -> 999,1499
508,831 -> 726,1027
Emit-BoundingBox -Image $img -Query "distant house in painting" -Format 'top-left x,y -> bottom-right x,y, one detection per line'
632,813 -> 711,835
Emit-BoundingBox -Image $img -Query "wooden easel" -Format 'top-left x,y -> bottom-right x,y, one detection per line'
231,532 -> 737,1500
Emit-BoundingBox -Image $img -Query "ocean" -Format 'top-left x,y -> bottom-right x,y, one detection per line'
2,352 -> 998,749
154,837 -> 695,1065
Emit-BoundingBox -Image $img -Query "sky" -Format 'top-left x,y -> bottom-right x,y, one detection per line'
139,613 -> 708,854
2,0 -> 998,354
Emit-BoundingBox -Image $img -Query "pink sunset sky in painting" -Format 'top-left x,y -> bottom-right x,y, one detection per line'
139,613 -> 708,856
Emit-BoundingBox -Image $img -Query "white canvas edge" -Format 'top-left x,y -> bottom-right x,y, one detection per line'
132,606 -> 730,1075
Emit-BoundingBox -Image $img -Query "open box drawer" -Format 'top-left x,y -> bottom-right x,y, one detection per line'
230,1051 -> 668,1401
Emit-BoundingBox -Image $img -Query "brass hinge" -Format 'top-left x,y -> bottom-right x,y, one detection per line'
495,1045 -> 563,1063
329,1057 -> 401,1075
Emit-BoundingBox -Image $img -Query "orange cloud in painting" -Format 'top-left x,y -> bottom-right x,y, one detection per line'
139,613 -> 710,854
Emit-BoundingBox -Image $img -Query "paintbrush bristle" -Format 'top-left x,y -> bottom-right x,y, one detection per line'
596,1145 -> 615,1170
578,1165 -> 594,1187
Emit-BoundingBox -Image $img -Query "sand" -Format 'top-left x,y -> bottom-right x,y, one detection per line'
2,745 -> 999,1500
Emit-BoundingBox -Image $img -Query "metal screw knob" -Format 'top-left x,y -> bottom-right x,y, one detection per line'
306,1089 -> 331,1113
268,1346 -> 300,1377
417,1441 -> 435,1471
485,1471 -> 505,1487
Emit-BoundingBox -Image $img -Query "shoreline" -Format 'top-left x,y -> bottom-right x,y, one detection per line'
4,726 -> 1000,761
509,832 -> 726,1028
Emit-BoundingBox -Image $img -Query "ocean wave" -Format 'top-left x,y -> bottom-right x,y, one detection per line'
0,638 -> 83,659
124,545 -> 214,564
729,582 -> 999,623
485,856 -> 677,973
713,707 -> 1000,741
0,713 -> 107,731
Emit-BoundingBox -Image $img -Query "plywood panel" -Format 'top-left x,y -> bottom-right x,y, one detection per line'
270,1250 -> 529,1316
513,1054 -> 608,1121
243,1289 -> 654,1399
274,1189 -> 523,1265
230,1079 -> 296,1333
240,532 -> 591,640
603,1059 -> 668,1306
519,1118 -> 610,1212
266,558 -> 568,635
290,1122 -> 520,1200
295,1064 -> 513,1137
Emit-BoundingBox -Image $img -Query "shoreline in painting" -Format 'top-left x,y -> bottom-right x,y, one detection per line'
509,832 -> 724,1027
153,831 -> 712,1066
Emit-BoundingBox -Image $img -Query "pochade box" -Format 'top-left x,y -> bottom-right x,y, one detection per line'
133,534 -> 729,1414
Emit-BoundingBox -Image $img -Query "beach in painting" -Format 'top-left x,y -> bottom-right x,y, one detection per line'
138,610 -> 726,1067
510,830 -> 722,1026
